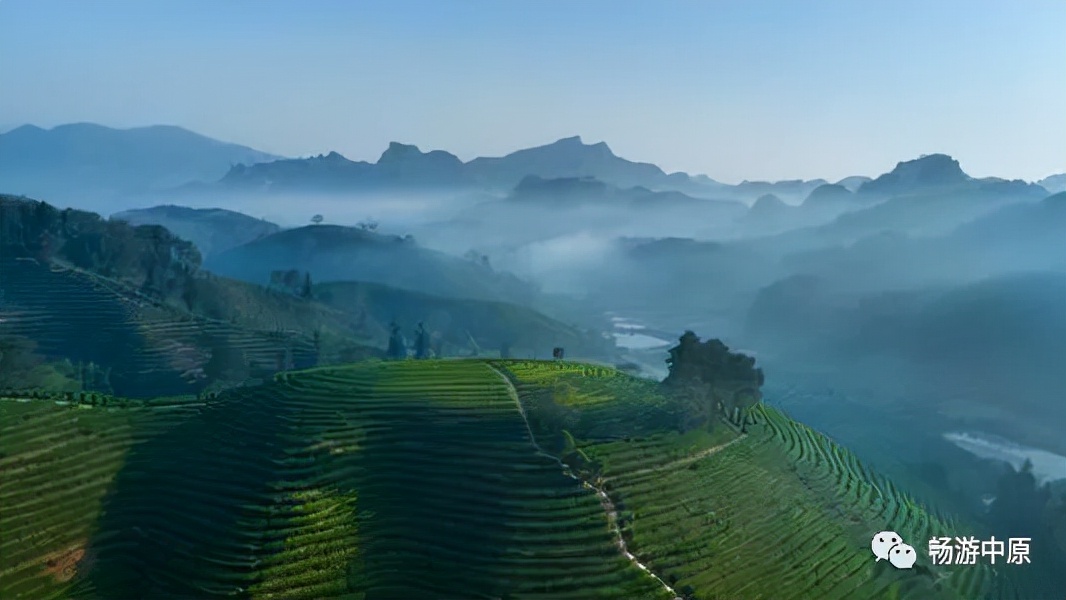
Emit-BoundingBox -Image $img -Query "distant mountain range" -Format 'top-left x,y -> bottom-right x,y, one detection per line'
736,154 -> 1049,241
507,175 -> 744,212
0,123 -> 837,207
738,184 -> 862,235
777,191 -> 1066,292
214,135 -> 744,199
2,122 -> 1057,212
0,123 -> 280,205
216,135 -> 843,204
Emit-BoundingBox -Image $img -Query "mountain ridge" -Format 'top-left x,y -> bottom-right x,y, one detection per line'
3,121 -> 1042,213
0,123 -> 281,209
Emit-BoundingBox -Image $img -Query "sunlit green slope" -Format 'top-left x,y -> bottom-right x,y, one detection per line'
0,360 -> 1022,599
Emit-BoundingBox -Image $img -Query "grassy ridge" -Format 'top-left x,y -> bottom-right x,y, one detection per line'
0,359 -> 1029,599
282,361 -> 670,599
503,361 -> 1021,600
0,361 -> 672,599
0,396 -> 203,599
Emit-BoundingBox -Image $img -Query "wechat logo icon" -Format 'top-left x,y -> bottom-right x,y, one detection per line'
872,530 -> 916,569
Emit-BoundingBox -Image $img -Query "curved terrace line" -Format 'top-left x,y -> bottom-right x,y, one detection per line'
485,363 -> 681,600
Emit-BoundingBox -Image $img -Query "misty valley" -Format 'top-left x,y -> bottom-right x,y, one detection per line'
1,123 -> 1063,600
2,3 -> 1065,597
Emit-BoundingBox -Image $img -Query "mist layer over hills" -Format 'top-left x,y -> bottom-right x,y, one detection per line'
4,121 -> 1066,595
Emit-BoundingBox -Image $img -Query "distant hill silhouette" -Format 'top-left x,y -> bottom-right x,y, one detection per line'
3,122 -> 1045,225
110,205 -> 282,258
803,183 -> 853,206
834,175 -> 871,191
734,179 -> 828,204
507,175 -> 743,213
740,194 -> 792,226
219,143 -> 473,191
0,123 -> 279,205
215,135 -> 726,196
1037,173 -> 1066,194
466,135 -> 670,189
509,175 -> 614,203
944,190 -> 1066,271
857,153 -> 970,196
210,134 -> 848,205
204,224 -> 542,306
740,158 -> 1052,249
737,185 -> 866,236
744,269 -> 1066,381
376,142 -> 468,183
764,189 -> 1065,294
218,151 -> 373,191
749,193 -> 787,213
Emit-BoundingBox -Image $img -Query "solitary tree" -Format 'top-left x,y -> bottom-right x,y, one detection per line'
386,320 -> 407,359
413,322 -> 430,359
662,330 -> 764,432
311,214 -> 324,225
301,272 -> 313,299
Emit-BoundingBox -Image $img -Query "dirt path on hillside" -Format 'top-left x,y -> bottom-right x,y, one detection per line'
486,364 -> 681,600
605,434 -> 747,482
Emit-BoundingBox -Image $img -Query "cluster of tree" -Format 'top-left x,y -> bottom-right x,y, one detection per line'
0,387 -> 141,408
267,269 -> 314,299
0,196 -> 202,303
661,331 -> 765,432
385,320 -> 434,360
0,333 -> 79,391
74,360 -> 112,393
198,329 -> 324,391
985,460 -> 1066,583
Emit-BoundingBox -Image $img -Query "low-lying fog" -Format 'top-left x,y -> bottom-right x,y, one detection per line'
124,181 -> 1066,475
944,432 -> 1066,486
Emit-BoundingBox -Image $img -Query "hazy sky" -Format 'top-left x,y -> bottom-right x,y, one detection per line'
2,0 -> 1064,182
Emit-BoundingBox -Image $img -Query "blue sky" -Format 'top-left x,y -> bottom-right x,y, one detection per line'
1,0 -> 1063,182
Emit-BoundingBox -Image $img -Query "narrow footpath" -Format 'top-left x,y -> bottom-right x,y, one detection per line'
606,434 -> 747,482
486,364 -> 682,600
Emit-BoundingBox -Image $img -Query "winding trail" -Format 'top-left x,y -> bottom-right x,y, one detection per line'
486,364 -> 682,600
606,434 -> 747,482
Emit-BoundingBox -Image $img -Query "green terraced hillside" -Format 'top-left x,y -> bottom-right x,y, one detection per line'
0,360 -> 1028,599
0,257 -> 339,396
